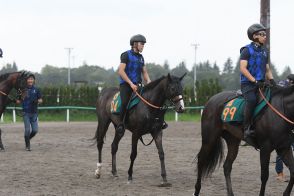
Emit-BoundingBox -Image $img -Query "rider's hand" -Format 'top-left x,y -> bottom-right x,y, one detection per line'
254,80 -> 265,88
15,99 -> 21,104
130,83 -> 138,92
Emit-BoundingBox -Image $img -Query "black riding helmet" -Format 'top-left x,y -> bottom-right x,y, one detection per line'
0,48 -> 3,58
247,23 -> 266,41
130,34 -> 146,46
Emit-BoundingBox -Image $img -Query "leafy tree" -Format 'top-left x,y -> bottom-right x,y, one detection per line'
222,57 -> 233,74
279,66 -> 292,80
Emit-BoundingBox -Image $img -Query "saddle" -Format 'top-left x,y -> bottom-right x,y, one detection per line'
221,88 -> 271,123
110,89 -> 143,114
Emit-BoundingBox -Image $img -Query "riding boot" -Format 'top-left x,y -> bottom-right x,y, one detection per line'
243,103 -> 258,148
29,132 -> 37,140
25,136 -> 31,151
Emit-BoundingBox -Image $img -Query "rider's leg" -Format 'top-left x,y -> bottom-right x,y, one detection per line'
29,113 -> 38,140
241,83 -> 258,147
117,83 -> 133,137
23,113 -> 31,151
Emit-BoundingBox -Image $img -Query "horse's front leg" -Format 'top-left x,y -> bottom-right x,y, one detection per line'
278,147 -> 294,196
127,134 -> 139,183
0,128 -> 4,151
259,143 -> 271,196
152,130 -> 170,186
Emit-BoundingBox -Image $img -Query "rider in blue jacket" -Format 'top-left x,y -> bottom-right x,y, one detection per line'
240,24 -> 275,147
116,34 -> 151,137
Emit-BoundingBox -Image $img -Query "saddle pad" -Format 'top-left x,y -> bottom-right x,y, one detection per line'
110,91 -> 141,114
221,88 -> 271,122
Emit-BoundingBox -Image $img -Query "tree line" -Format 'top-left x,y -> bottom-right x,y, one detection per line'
1,59 -> 292,107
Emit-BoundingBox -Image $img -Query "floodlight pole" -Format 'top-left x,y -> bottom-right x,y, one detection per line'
191,43 -> 199,101
65,48 -> 73,85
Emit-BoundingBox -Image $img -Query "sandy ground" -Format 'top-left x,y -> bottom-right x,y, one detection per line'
0,122 -> 291,196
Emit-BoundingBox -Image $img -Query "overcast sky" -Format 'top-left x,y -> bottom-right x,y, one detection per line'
1,0 -> 293,74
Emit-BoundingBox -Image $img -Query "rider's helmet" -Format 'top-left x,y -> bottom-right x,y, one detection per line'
130,34 -> 146,46
0,48 -> 3,58
247,23 -> 266,41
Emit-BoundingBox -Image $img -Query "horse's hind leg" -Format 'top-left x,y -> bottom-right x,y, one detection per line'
111,125 -> 125,177
0,128 -> 4,151
277,147 -> 294,196
95,120 -> 111,179
222,132 -> 241,196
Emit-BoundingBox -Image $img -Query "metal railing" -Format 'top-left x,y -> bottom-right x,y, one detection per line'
2,106 -> 204,123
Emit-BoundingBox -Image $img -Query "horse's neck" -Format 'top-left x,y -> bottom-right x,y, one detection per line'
144,79 -> 166,107
0,79 -> 14,94
282,88 -> 294,123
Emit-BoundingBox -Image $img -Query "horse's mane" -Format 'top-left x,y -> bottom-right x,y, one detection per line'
271,85 -> 294,97
0,73 -> 11,82
143,76 -> 166,91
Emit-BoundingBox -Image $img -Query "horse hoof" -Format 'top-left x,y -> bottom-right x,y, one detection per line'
112,171 -> 118,177
95,170 -> 101,179
127,180 -> 132,184
158,182 -> 172,187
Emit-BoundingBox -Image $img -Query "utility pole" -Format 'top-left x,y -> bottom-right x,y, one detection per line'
260,0 -> 270,63
65,48 -> 73,85
191,43 -> 199,101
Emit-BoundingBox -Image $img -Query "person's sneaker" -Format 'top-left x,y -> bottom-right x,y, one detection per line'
25,147 -> 31,151
276,173 -> 288,182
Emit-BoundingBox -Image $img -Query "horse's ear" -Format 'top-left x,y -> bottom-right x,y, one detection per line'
167,73 -> 172,81
180,72 -> 187,81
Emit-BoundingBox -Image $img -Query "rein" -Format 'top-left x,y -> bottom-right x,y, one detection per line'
259,88 -> 294,125
0,90 -> 7,96
134,91 -> 166,110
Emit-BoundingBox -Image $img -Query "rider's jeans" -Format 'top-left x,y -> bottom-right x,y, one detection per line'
23,113 -> 38,137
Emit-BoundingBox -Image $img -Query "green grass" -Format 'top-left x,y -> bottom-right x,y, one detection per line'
1,109 -> 201,123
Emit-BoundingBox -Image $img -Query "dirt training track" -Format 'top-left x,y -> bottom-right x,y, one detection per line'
0,122 -> 289,196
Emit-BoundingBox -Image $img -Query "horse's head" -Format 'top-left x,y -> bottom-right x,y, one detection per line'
165,73 -> 186,113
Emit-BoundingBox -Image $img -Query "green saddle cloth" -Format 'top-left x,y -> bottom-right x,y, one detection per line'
221,88 -> 271,122
110,91 -> 141,114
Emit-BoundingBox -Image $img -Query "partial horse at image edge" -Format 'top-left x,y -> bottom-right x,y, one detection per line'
193,86 -> 294,196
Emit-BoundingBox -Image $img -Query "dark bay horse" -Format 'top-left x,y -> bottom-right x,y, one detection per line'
194,86 -> 294,196
94,73 -> 185,184
0,71 -> 31,151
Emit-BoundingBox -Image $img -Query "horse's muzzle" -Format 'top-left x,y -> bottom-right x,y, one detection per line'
177,106 -> 185,113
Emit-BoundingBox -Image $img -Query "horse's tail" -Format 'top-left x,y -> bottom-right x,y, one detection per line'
196,135 -> 224,179
195,93 -> 226,179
